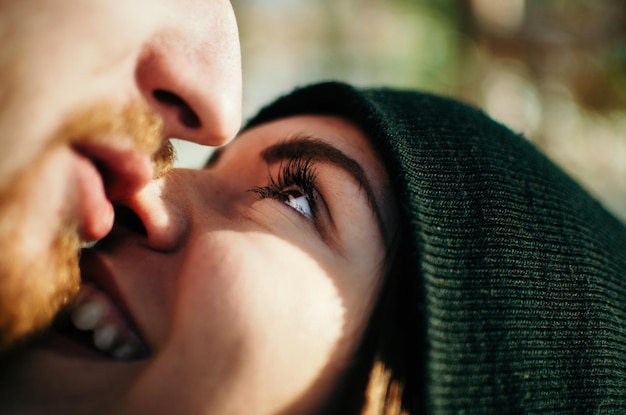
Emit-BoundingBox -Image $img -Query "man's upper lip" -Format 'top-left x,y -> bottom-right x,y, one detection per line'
78,250 -> 147,348
74,141 -> 155,200
72,141 -> 155,241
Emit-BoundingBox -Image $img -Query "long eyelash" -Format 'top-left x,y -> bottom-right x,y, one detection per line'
250,157 -> 319,220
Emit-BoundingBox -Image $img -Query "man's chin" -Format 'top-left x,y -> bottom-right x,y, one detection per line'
0,223 -> 81,350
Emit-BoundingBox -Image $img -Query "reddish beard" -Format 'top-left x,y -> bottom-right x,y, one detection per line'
0,100 -> 173,349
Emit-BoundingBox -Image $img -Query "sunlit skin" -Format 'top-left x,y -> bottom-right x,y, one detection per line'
0,0 -> 242,346
0,115 -> 398,415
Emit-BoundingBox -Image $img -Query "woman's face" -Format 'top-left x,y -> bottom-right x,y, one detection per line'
0,115 -> 397,414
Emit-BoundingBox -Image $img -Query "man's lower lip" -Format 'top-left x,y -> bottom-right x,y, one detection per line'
71,149 -> 114,242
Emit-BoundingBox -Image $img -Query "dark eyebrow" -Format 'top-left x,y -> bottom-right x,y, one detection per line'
262,135 -> 390,243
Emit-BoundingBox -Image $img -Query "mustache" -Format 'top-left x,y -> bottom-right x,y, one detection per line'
0,98 -> 173,349
51,99 -> 175,177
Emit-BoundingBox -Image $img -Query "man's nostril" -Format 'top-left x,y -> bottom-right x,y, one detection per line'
153,89 -> 201,129
113,205 -> 147,236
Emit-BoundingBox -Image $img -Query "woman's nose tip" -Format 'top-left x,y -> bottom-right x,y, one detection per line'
121,180 -> 188,252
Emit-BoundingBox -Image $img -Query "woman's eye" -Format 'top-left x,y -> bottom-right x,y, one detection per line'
283,190 -> 314,221
250,157 -> 320,224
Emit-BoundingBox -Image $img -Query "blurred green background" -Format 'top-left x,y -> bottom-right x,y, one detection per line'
173,0 -> 626,223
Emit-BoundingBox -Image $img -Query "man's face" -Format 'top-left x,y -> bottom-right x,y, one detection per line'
0,0 -> 242,346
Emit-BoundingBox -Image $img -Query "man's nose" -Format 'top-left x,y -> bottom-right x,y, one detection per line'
136,1 -> 242,147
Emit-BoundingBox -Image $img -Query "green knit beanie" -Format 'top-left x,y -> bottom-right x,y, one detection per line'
245,81 -> 626,414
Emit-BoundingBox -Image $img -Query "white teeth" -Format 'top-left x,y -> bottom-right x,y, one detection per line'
113,344 -> 136,360
71,301 -> 106,331
93,323 -> 120,351
81,240 -> 98,249
68,283 -> 148,360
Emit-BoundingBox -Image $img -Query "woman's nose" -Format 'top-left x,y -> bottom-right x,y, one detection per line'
121,178 -> 189,252
120,168 -> 240,252
136,1 -> 242,147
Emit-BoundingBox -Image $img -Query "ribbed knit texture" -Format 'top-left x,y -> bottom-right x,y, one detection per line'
246,82 -> 626,414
